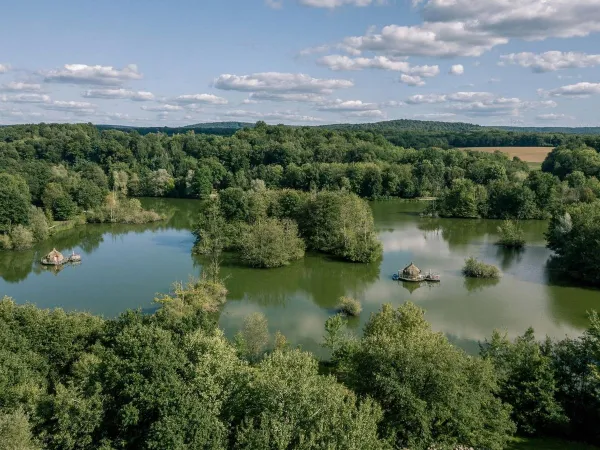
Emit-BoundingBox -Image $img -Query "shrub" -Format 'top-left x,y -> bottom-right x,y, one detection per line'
497,220 -> 525,249
9,225 -> 34,251
28,207 -> 49,242
0,234 -> 12,251
462,257 -> 501,279
338,296 -> 362,317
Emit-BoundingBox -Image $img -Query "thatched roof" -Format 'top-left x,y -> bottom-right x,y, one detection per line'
46,248 -> 64,261
403,262 -> 421,277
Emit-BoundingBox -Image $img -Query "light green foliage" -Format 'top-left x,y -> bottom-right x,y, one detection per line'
9,225 -> 34,251
497,220 -> 526,249
462,257 -> 501,279
146,169 -> 175,197
236,312 -> 270,362
0,408 -> 40,450
86,195 -> 163,224
0,234 -> 12,250
28,207 -> 49,242
547,202 -> 600,285
323,314 -> 349,354
0,173 -> 31,232
481,329 -> 566,435
435,178 -> 487,218
228,349 -> 388,450
338,296 -> 362,317
330,303 -> 515,450
239,218 -> 305,268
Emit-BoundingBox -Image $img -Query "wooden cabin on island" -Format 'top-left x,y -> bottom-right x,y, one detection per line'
42,248 -> 65,266
401,262 -> 423,281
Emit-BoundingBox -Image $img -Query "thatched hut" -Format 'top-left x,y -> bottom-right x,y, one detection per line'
42,248 -> 65,266
401,262 -> 422,281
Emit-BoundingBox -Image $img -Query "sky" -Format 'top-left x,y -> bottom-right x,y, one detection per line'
1,0 -> 600,127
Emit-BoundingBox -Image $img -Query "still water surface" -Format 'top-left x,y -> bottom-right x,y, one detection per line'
1,198 -> 598,355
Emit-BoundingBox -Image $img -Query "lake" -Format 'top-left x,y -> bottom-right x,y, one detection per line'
1,198 -> 598,356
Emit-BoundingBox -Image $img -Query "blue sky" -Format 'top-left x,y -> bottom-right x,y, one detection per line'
1,0 -> 600,126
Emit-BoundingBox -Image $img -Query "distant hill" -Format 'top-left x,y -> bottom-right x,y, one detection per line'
96,121 -> 255,137
183,121 -> 254,130
320,119 -> 482,132
493,126 -> 600,135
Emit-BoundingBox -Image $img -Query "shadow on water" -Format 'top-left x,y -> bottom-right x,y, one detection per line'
495,246 -> 525,271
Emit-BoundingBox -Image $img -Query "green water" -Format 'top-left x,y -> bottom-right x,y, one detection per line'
1,198 -> 598,356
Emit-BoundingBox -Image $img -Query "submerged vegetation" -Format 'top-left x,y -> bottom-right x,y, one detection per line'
497,220 -> 526,249
463,257 -> 501,279
2,285 -> 599,449
337,296 -> 362,317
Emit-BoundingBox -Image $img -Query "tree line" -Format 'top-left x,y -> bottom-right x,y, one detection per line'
1,279 -> 599,449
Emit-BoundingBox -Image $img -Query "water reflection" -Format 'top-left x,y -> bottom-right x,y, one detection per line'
0,199 -> 597,356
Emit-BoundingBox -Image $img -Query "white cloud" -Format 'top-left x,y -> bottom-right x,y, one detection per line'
317,99 -> 380,111
214,72 -> 353,94
248,92 -> 327,103
419,0 -> 600,41
400,74 -> 425,86
1,82 -> 41,92
447,91 -> 494,102
82,88 -> 155,101
346,109 -> 386,118
44,64 -> 142,86
242,99 -> 259,104
317,55 -> 440,77
0,64 -> 10,74
451,97 -> 523,116
537,113 -> 575,121
406,93 -> 447,104
449,64 -> 464,75
222,109 -> 325,123
1,93 -> 51,103
172,93 -> 228,105
41,100 -> 97,114
543,82 -> 600,97
500,51 -> 600,72
340,23 -> 507,58
298,45 -> 332,57
141,104 -> 183,112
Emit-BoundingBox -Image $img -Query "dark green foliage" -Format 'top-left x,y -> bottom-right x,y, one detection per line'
546,202 -> 600,285
463,257 -> 501,278
0,173 -> 31,232
481,329 -> 566,435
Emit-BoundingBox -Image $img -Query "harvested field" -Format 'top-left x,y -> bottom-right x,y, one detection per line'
458,146 -> 552,163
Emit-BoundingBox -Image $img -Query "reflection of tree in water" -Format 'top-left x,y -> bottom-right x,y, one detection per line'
495,246 -> 525,271
544,260 -> 600,330
400,281 -> 422,295
141,198 -> 200,231
0,248 -> 36,283
201,253 -> 380,309
418,218 -> 495,251
463,277 -> 500,292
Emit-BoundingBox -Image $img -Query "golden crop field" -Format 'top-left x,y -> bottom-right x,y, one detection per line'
458,146 -> 552,163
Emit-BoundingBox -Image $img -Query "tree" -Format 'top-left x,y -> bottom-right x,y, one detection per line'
0,408 -> 40,450
546,202 -> 600,285
236,312 -> 270,362
0,173 -> 31,232
436,178 -> 487,218
481,329 -> 566,435
331,303 -> 515,450
192,166 -> 213,198
239,218 -> 305,268
193,199 -> 229,281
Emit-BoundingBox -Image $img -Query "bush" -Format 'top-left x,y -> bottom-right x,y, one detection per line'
462,257 -> 501,279
28,207 -> 49,242
239,218 -> 305,268
0,234 -> 12,250
497,220 -> 525,249
9,225 -> 34,251
338,296 -> 362,317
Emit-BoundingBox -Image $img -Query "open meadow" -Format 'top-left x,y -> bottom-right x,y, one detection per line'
459,146 -> 553,163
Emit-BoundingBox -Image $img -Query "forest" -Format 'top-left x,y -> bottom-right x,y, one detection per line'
1,278 -> 599,449
2,120 -> 600,281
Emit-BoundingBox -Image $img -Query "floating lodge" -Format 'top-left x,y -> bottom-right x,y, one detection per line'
41,248 -> 82,266
393,262 -> 440,283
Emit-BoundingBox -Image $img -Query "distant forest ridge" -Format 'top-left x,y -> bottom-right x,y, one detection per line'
94,119 -> 600,136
